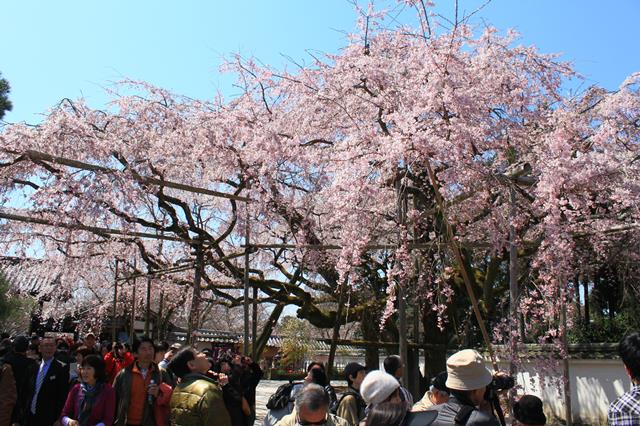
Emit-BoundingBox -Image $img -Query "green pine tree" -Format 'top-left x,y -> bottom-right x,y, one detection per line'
0,72 -> 13,120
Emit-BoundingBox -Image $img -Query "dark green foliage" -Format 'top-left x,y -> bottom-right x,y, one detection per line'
0,72 -> 13,120
0,271 -> 35,334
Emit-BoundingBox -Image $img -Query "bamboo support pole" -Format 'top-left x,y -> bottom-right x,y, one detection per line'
423,159 -> 498,368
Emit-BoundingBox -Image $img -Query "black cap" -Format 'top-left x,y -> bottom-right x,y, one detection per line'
343,362 -> 366,381
514,395 -> 547,425
431,371 -> 449,393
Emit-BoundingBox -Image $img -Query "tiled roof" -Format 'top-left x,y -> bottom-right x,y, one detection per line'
168,329 -> 364,354
484,343 -> 620,360
0,256 -> 60,296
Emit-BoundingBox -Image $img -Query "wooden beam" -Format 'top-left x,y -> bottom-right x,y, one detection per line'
0,211 -> 191,242
23,150 -> 252,202
118,250 -> 249,281
316,337 -> 444,350
246,243 -> 433,250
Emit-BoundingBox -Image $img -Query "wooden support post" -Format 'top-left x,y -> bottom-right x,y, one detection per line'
145,274 -> 151,336
243,202 -> 251,356
130,260 -> 137,345
508,186 -> 519,408
152,229 -> 164,340
157,290 -> 164,340
561,290 -> 573,426
112,259 -> 119,342
410,289 -> 422,397
186,241 -> 204,345
396,177 -> 409,388
252,285 -> 258,359
327,279 -> 348,378
411,193 -> 423,397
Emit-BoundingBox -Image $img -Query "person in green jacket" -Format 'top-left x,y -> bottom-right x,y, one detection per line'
167,347 -> 231,426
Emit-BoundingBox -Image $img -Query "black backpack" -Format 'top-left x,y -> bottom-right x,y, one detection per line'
266,381 -> 303,410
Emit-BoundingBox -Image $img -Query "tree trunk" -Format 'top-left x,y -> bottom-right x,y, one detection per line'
327,281 -> 348,378
361,308 -> 381,370
421,305 -> 448,380
253,303 -> 285,360
407,347 -> 422,400
584,278 -> 590,328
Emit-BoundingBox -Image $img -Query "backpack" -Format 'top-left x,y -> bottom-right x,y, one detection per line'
337,388 -> 366,420
405,410 -> 438,426
266,381 -> 303,410
454,405 -> 475,425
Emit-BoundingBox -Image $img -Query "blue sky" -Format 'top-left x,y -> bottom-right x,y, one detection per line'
2,1 -> 639,125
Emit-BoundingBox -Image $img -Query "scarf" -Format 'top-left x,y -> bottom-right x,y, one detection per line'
79,382 -> 103,426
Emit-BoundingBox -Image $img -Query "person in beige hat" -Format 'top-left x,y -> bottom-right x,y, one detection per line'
431,349 -> 501,426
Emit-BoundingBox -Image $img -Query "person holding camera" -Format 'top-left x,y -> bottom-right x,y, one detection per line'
431,349 -> 505,426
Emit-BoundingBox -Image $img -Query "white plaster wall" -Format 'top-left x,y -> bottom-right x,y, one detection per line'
494,359 -> 632,425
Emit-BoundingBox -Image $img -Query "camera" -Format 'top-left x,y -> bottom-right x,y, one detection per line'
484,374 -> 515,401
484,374 -> 516,426
490,374 -> 516,391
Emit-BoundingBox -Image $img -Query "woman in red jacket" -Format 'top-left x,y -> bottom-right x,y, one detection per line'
103,342 -> 134,385
60,354 -> 116,426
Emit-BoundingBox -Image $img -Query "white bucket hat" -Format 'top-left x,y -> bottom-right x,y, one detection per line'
360,370 -> 400,406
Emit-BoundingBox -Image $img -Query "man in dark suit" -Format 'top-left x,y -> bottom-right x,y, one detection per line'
25,336 -> 69,426
2,336 -> 37,425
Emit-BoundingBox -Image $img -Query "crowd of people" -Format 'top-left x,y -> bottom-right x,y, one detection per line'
0,333 -> 262,426
0,330 -> 638,425
260,349 -> 547,426
263,332 -> 640,426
